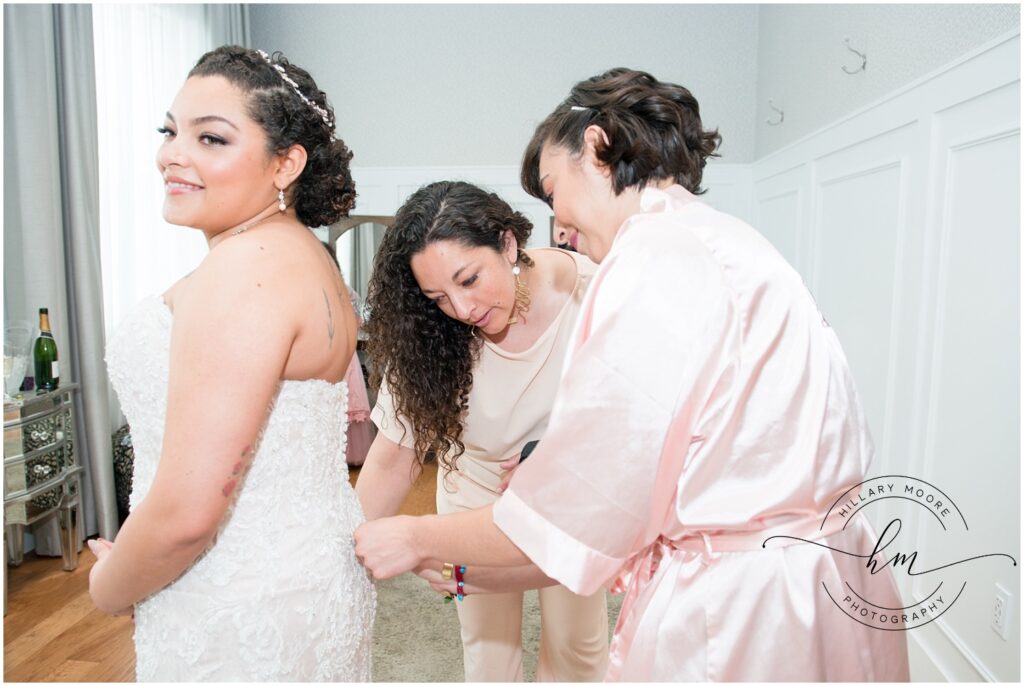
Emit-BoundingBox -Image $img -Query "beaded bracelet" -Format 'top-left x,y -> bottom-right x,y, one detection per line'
443,564 -> 467,603
454,564 -> 466,601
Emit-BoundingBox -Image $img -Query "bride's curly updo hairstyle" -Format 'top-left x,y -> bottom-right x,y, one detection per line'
189,45 -> 356,227
521,67 -> 722,201
364,181 -> 534,476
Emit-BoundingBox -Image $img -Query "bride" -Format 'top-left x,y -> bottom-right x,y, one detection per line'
89,45 -> 375,681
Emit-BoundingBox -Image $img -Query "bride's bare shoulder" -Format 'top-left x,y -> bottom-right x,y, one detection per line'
171,229 -> 304,322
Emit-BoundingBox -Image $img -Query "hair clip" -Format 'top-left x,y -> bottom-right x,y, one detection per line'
570,105 -> 592,112
256,49 -> 334,129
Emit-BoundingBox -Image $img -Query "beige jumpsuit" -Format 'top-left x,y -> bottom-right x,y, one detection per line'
372,249 -> 609,682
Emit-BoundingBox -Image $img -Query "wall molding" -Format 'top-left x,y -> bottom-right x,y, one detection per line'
750,31 -> 1019,683
909,627 -> 987,682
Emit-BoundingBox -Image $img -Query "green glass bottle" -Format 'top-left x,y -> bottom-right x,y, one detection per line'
33,307 -> 60,392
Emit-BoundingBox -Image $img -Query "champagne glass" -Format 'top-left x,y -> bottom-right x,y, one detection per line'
4,322 -> 34,400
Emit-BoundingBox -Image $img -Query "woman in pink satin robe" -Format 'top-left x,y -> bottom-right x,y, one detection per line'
355,68 -> 910,681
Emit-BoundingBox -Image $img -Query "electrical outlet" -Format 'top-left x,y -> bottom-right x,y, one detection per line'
992,584 -> 1012,641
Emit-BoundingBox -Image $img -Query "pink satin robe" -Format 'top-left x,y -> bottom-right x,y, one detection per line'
493,185 -> 910,681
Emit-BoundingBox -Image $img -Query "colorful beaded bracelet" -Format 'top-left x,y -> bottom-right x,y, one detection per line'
443,564 -> 467,603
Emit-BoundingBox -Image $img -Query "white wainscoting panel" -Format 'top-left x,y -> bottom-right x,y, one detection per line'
752,31 -> 1020,682
915,83 -> 1020,682
815,159 -> 904,462
812,124 -> 916,469
753,175 -> 805,275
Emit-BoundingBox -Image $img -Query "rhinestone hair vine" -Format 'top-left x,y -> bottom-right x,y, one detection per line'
256,49 -> 334,129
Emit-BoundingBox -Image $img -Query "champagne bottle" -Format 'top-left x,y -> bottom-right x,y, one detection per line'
34,308 -> 60,392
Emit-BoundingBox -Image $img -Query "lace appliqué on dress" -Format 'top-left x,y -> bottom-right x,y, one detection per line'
106,295 -> 375,682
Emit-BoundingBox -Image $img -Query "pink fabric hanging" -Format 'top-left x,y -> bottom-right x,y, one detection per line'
345,353 -> 373,466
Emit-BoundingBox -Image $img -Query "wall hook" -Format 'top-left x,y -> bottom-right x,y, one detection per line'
842,37 -> 867,74
766,99 -> 784,126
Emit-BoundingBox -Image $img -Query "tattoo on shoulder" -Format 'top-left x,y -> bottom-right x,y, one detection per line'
324,288 -> 335,347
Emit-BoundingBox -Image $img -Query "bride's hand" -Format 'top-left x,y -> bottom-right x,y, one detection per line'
354,515 -> 422,580
87,539 -> 134,617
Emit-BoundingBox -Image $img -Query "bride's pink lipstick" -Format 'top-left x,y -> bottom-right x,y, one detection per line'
164,175 -> 204,195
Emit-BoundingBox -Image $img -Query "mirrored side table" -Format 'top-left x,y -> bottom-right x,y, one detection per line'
3,383 -> 84,613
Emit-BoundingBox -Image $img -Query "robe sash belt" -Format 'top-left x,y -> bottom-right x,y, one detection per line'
610,505 -> 852,636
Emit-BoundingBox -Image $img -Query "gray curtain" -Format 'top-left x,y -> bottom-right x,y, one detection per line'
205,3 -> 250,46
351,223 -> 388,303
3,4 -> 117,547
54,5 -> 119,542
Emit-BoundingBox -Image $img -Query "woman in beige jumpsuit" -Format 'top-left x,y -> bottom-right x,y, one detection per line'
355,180 -> 608,681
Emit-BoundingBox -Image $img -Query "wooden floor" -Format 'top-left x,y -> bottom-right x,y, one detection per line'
3,463 -> 437,682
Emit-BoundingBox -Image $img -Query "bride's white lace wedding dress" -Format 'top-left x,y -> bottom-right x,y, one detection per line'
106,295 -> 375,681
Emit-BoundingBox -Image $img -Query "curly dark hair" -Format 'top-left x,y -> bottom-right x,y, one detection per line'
189,45 -> 356,227
364,181 -> 535,476
521,67 -> 722,201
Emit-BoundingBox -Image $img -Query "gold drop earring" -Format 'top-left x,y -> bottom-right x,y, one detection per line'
507,262 -> 531,325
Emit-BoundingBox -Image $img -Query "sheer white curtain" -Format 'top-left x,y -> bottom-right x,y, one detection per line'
93,4 -> 249,339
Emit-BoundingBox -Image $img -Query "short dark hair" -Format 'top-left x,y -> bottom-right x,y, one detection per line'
521,68 -> 722,202
189,45 -> 356,227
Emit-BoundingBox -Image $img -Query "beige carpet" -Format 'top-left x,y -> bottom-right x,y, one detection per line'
371,573 -> 622,682
350,463 -> 622,682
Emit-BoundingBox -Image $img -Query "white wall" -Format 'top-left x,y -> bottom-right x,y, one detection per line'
249,3 -> 760,164
755,3 -> 1020,157
250,4 -> 1019,169
752,32 -> 1019,682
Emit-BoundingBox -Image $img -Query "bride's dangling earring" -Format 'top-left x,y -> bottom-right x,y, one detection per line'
278,188 -> 287,212
507,262 -> 531,325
